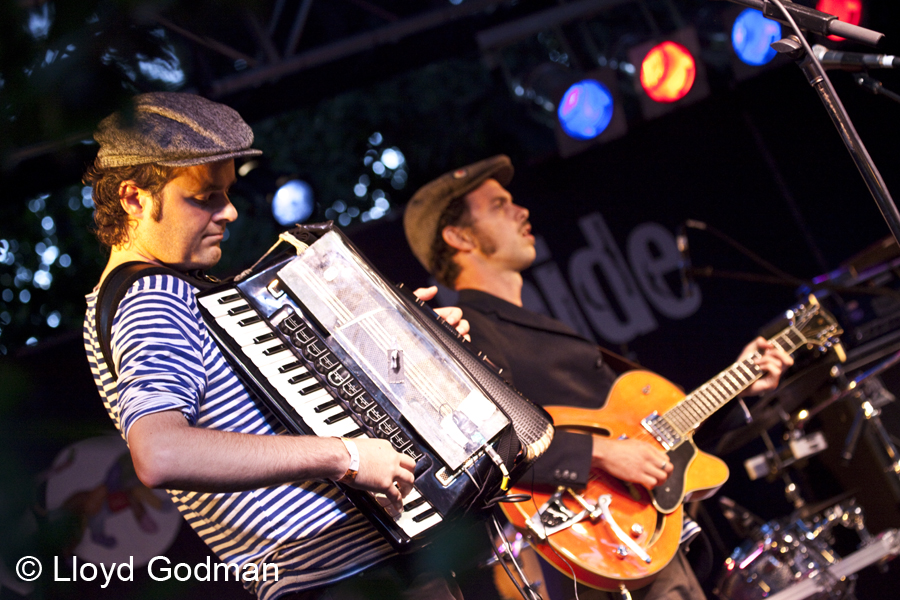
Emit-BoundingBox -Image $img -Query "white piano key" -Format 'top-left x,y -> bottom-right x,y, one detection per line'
198,289 -> 246,317
241,338 -> 293,368
268,369 -> 316,398
232,322 -> 276,347
216,311 -> 264,335
394,490 -> 442,538
290,401 -> 355,437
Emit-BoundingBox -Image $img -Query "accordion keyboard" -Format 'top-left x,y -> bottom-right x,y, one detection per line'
197,288 -> 444,540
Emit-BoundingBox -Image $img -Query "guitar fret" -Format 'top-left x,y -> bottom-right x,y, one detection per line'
725,371 -> 744,392
736,362 -> 755,380
784,329 -> 804,349
666,404 -> 687,428
717,376 -> 736,394
710,380 -> 729,401
682,397 -> 703,424
696,389 -> 716,414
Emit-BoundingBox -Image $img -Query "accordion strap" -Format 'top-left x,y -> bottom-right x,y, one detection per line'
95,261 -> 218,381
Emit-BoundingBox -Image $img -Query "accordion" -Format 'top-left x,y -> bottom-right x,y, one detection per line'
196,224 -> 553,551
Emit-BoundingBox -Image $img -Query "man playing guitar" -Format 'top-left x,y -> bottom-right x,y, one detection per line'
403,155 -> 793,600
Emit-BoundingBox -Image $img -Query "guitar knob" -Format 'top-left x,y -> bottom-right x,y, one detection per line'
630,524 -> 644,537
616,545 -> 629,559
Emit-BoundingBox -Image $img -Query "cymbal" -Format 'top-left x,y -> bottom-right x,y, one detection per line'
793,489 -> 859,520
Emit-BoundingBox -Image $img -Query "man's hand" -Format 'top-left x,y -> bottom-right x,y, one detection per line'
413,285 -> 471,340
591,437 -> 672,489
738,336 -> 794,397
344,438 -> 416,517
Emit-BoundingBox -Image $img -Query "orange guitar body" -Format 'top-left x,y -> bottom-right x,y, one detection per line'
500,370 -> 730,592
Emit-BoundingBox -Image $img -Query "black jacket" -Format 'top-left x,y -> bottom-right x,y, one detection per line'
457,289 -> 626,488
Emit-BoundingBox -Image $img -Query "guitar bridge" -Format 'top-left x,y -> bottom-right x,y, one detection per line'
641,411 -> 682,450
526,488 -> 588,541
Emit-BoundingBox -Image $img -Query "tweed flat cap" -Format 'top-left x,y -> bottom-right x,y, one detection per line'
404,155 -> 513,271
94,92 -> 262,168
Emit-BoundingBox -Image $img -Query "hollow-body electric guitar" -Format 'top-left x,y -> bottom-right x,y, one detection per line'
500,297 -> 842,592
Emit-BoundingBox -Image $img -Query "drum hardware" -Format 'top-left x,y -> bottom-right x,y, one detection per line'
715,498 -> 894,600
484,514 -> 545,600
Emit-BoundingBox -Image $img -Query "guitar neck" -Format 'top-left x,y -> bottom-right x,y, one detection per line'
663,325 -> 807,436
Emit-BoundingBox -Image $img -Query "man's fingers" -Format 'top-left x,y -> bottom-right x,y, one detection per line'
413,286 -> 438,301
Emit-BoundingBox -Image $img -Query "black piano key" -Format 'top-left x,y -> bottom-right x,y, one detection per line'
278,361 -> 303,374
314,400 -> 340,413
324,411 -> 352,425
288,372 -> 313,384
262,343 -> 289,356
217,293 -> 242,304
404,496 -> 427,510
238,315 -> 263,326
227,304 -> 253,316
412,508 -> 438,523
345,428 -> 365,438
298,383 -> 323,396
253,332 -> 277,344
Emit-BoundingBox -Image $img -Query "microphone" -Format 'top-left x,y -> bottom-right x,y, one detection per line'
812,44 -> 900,71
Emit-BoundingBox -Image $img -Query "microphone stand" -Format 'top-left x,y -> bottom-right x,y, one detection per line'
855,73 -> 900,105
719,0 -> 900,250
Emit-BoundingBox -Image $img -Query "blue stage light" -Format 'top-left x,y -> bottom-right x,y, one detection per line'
732,8 -> 781,66
557,79 -> 615,140
272,180 -> 314,225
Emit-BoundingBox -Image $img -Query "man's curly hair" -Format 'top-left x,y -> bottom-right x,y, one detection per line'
83,161 -> 180,249
429,195 -> 473,289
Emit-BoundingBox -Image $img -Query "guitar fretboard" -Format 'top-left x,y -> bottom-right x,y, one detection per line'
662,326 -> 807,437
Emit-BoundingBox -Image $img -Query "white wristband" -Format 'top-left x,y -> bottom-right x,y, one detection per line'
335,437 -> 359,483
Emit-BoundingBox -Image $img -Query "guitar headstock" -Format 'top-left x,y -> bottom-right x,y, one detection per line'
788,295 -> 844,357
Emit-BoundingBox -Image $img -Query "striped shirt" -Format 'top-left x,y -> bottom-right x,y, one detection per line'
84,273 -> 394,598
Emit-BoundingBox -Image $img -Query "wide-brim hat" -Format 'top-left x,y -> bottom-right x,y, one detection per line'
403,155 -> 514,272
94,92 -> 262,168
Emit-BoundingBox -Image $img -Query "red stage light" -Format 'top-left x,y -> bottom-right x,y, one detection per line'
816,0 -> 862,41
640,41 -> 696,103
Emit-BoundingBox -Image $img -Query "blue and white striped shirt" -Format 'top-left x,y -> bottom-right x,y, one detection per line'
84,273 -> 394,598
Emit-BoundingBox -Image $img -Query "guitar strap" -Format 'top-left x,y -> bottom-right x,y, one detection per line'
95,261 -> 220,381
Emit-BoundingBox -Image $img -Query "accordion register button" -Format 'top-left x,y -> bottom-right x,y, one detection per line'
327,367 -> 352,387
389,431 -> 411,451
290,326 -> 316,346
404,446 -> 425,462
340,380 -> 364,399
365,406 -> 387,425
278,314 -> 301,334
376,419 -> 400,438
352,394 -> 375,413
315,352 -> 340,373
302,340 -> 327,359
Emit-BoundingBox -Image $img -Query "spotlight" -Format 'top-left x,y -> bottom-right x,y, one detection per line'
628,28 -> 710,120
816,0 -> 862,41
558,79 -> 615,140
640,41 -> 696,103
272,179 -> 314,226
732,8 -> 781,66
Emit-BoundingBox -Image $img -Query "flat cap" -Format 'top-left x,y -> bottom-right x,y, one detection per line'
94,92 -> 262,168
404,155 -> 513,271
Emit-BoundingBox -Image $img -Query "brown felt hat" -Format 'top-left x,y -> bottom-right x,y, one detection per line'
94,92 -> 262,168
403,155 -> 514,272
